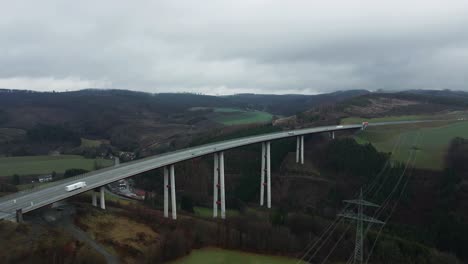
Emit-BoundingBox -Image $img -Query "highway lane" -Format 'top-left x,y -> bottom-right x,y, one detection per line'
0,121 -> 436,220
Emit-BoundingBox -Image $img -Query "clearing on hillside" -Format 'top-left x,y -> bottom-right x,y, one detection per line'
209,107 -> 273,126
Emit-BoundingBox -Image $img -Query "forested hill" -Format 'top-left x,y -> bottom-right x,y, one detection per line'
0,88 -> 367,156
0,88 -> 368,117
293,89 -> 468,126
224,89 -> 369,115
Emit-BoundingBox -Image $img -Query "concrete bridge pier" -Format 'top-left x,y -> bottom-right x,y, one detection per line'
163,165 -> 177,220
330,131 -> 335,139
16,209 -> 23,223
266,141 -> 271,208
213,152 -> 226,219
170,164 -> 176,220
260,142 -> 266,206
92,190 -> 97,207
300,136 -> 304,164
260,141 -> 271,208
213,153 -> 219,218
100,186 -> 105,209
296,136 -> 300,163
164,166 -> 169,218
219,152 -> 226,219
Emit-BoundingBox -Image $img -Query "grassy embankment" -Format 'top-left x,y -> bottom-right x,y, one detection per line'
0,155 -> 113,177
342,115 -> 468,170
170,247 -> 305,264
77,210 -> 158,263
210,107 -> 273,126
0,221 -> 106,263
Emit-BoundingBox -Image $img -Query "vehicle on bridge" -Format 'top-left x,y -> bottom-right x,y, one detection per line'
362,121 -> 369,129
65,181 -> 87,192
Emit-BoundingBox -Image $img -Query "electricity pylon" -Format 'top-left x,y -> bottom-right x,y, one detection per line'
338,189 -> 384,264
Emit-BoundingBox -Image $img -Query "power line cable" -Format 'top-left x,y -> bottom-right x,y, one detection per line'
297,130 -> 404,263
364,133 -> 422,264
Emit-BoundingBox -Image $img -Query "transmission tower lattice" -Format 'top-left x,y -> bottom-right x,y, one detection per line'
338,189 -> 385,264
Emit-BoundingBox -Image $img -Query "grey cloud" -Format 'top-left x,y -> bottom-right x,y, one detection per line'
0,0 -> 467,94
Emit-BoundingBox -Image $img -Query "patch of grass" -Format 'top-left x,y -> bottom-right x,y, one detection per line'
0,155 -> 113,177
213,107 -> 243,113
210,108 -> 273,125
170,247 -> 306,264
194,206 -> 239,218
341,115 -> 429,124
341,111 -> 468,125
355,121 -> 468,170
78,211 -> 159,257
80,138 -> 102,148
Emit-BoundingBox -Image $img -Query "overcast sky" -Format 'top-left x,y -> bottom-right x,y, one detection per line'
1,0 -> 467,95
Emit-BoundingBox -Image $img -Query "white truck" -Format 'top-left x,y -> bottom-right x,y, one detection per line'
65,181 -> 87,192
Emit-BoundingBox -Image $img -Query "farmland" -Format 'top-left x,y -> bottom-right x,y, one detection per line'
209,108 -> 273,126
352,119 -> 468,169
171,247 -> 304,264
0,155 -> 113,177
341,111 -> 468,125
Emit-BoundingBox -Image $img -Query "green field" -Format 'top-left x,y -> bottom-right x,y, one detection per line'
341,111 -> 468,125
0,155 -> 113,177
342,115 -> 431,124
210,108 -> 273,126
354,120 -> 468,170
80,138 -> 103,148
170,247 -> 305,264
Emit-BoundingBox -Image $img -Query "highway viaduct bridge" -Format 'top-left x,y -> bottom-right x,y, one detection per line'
0,121 -> 425,222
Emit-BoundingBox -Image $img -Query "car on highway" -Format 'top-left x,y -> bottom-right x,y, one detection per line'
362,121 -> 369,129
336,125 -> 343,128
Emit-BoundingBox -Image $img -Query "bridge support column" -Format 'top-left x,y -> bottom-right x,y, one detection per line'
164,166 -> 169,218
219,152 -> 226,219
266,141 -> 271,208
260,142 -> 266,206
92,190 -> 97,207
300,136 -> 304,164
100,186 -> 105,210
213,153 -> 219,218
213,152 -> 226,219
170,164 -> 177,220
16,209 -> 23,223
260,142 -> 271,208
331,131 -> 335,139
296,136 -> 300,163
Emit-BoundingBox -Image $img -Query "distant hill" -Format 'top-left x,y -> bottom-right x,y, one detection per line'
226,89 -> 369,115
0,88 -> 367,156
292,89 -> 468,127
